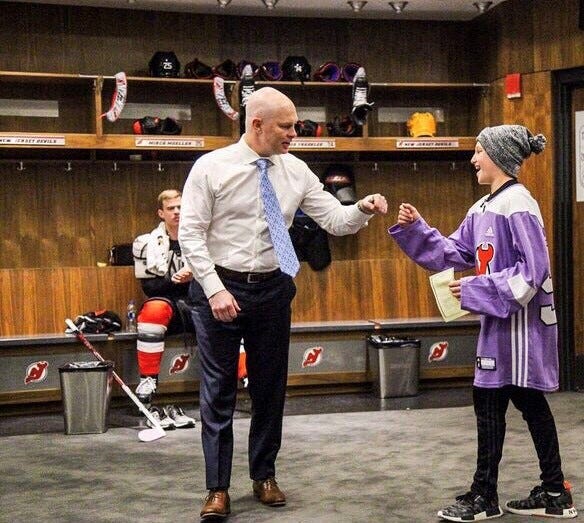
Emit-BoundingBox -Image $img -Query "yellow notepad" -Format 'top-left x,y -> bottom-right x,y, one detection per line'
429,267 -> 470,322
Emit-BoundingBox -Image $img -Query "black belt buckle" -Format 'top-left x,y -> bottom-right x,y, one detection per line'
247,272 -> 262,284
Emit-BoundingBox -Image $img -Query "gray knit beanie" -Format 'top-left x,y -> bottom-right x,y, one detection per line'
477,124 -> 547,178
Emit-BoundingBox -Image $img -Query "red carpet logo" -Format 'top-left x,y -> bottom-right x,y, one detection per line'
169,354 -> 190,375
24,361 -> 49,384
302,346 -> 323,368
428,341 -> 448,362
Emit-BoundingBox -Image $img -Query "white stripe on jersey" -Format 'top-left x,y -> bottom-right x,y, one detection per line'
508,273 -> 537,306
522,306 -> 529,388
511,312 -> 517,384
511,306 -> 529,387
468,184 -> 544,227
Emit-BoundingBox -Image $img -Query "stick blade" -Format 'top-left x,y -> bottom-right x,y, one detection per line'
138,427 -> 166,442
65,318 -> 78,332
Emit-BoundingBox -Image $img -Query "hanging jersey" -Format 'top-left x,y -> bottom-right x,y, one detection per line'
388,183 -> 558,392
134,228 -> 189,300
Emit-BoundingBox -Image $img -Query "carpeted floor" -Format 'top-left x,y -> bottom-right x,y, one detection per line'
1,390 -> 582,522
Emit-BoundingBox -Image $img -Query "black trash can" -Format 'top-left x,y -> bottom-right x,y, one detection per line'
366,334 -> 420,398
59,361 -> 114,435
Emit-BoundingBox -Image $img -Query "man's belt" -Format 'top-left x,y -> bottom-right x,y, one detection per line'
215,266 -> 281,284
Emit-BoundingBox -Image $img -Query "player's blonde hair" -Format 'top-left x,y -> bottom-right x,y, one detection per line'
157,189 -> 181,209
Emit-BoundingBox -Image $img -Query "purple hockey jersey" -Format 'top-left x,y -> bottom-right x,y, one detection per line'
388,183 -> 559,392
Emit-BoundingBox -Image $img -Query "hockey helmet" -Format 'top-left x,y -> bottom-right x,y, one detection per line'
323,164 -> 357,205
282,56 -> 312,82
407,112 -> 437,137
149,51 -> 180,78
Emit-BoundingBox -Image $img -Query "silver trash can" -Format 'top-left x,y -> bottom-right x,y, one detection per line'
367,335 -> 420,398
59,361 -> 114,435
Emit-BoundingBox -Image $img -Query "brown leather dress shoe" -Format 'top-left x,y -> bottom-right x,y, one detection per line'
252,477 -> 286,506
200,489 -> 230,520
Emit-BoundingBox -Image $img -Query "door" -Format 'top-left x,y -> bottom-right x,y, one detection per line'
554,67 -> 584,390
573,86 -> 584,388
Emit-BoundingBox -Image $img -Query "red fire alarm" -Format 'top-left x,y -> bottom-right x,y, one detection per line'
505,73 -> 522,99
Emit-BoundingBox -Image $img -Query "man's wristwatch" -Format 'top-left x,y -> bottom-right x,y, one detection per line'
357,199 -> 375,215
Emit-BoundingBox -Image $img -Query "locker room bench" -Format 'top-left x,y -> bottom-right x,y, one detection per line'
0,316 -> 480,414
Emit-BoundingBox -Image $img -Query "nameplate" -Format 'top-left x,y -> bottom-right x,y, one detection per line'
0,135 -> 66,146
290,139 -> 336,149
396,139 -> 459,149
134,137 -> 205,148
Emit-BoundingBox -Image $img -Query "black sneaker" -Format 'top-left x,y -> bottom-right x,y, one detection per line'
505,485 -> 578,518
438,492 -> 503,522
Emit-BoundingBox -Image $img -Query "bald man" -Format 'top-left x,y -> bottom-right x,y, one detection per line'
180,87 -> 387,521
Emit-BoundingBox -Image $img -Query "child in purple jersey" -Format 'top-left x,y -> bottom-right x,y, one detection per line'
389,125 -> 577,521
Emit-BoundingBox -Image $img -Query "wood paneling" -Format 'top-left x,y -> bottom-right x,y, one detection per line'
0,260 -> 441,336
533,0 -> 584,72
473,0 -> 584,83
0,2 -> 473,83
0,162 -> 192,268
0,158 -> 477,269
0,267 -> 141,336
0,158 -> 479,335
0,0 -> 580,339
484,72 -> 555,258
293,258 -> 440,323
472,0 -> 535,82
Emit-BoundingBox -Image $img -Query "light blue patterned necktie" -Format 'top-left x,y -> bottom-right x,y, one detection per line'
256,158 -> 300,277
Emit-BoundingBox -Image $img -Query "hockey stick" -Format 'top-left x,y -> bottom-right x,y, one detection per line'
101,72 -> 127,122
213,76 -> 239,121
64,319 -> 166,442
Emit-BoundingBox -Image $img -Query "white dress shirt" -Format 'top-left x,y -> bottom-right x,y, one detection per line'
179,137 -> 371,298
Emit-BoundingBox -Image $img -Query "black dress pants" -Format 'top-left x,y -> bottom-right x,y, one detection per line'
471,385 -> 565,500
189,273 -> 296,490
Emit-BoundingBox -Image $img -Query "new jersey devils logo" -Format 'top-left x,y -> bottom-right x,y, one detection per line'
302,346 -> 323,368
476,242 -> 495,275
169,354 -> 190,375
24,361 -> 49,384
428,341 -> 449,362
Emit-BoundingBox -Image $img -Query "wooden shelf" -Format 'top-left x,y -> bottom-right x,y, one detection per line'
289,136 -> 476,152
0,132 -> 477,152
0,70 -> 487,156
0,70 -> 97,84
1,71 -> 489,89
114,75 -> 490,90
0,132 -> 97,148
95,134 -> 234,150
0,132 -> 233,151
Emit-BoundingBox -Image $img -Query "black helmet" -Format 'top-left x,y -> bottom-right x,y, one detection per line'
282,56 -> 311,82
323,164 -> 357,205
149,51 -> 180,78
